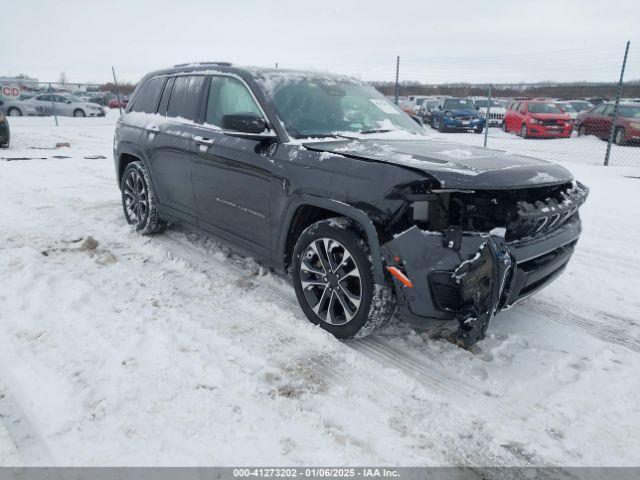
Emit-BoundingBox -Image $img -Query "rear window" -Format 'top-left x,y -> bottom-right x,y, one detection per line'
166,75 -> 205,121
129,77 -> 165,114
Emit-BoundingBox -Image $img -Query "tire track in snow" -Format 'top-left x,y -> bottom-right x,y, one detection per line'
156,228 -> 484,400
0,380 -> 54,465
519,299 -> 640,354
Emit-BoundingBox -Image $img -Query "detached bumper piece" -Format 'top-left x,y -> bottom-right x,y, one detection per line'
382,216 -> 582,347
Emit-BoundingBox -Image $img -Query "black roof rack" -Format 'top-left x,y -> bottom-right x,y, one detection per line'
173,61 -> 233,68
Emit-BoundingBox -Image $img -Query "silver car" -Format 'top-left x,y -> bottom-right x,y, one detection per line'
30,93 -> 105,117
0,97 -> 43,116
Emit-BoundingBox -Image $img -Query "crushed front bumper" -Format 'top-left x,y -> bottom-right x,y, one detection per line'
381,215 -> 582,347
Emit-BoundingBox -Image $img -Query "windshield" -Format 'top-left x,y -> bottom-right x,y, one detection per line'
528,102 -> 563,114
569,101 -> 593,112
67,95 -> 83,102
618,105 -> 640,118
443,99 -> 474,110
557,103 -> 576,112
256,72 -> 423,138
475,100 -> 502,108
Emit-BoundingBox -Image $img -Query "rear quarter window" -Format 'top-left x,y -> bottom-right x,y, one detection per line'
129,77 -> 165,114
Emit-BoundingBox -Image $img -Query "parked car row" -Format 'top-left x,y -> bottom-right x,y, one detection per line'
0,93 -> 105,117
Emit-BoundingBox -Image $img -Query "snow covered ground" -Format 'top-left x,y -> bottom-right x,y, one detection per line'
1,111 -> 639,467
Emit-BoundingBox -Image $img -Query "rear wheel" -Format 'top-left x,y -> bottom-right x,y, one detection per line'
438,118 -> 447,133
292,218 -> 396,339
7,107 -> 21,117
614,127 -> 626,146
120,161 -> 166,235
520,123 -> 529,138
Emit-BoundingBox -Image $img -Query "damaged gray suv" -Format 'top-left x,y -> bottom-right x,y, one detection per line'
114,63 -> 588,347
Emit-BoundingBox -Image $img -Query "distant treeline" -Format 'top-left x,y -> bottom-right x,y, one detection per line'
372,80 -> 640,100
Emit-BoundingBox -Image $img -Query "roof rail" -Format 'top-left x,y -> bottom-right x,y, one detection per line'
173,61 -> 233,68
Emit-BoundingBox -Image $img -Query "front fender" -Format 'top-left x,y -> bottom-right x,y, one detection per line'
277,195 -> 386,284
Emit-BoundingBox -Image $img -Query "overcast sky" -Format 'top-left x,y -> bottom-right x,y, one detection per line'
2,0 -> 639,85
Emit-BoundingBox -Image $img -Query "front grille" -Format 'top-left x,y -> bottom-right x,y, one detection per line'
505,182 -> 588,241
541,119 -> 563,126
456,116 -> 471,121
489,112 -> 504,120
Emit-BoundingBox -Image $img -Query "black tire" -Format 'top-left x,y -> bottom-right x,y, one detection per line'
438,118 -> 447,133
120,161 -> 166,235
520,123 -> 528,138
502,121 -> 507,132
7,107 -> 22,117
614,127 -> 626,146
73,109 -> 86,117
292,217 -> 396,340
475,126 -> 484,134
578,125 -> 586,137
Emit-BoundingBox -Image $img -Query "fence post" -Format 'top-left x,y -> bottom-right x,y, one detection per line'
394,56 -> 400,105
604,41 -> 630,166
112,66 -> 123,116
483,84 -> 492,148
49,82 -> 58,126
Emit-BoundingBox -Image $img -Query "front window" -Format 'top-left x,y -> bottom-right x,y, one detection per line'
443,98 -> 475,110
205,76 -> 262,126
528,102 -> 563,114
254,72 -> 423,138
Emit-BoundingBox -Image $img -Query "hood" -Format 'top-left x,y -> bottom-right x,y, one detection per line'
445,108 -> 479,117
303,138 -> 573,189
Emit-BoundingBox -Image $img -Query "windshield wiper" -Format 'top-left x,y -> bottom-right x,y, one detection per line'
358,128 -> 395,134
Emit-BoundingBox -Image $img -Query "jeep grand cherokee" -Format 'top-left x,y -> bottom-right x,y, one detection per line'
113,62 -> 588,346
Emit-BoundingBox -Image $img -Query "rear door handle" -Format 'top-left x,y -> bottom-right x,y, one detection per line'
145,125 -> 159,134
194,135 -> 214,147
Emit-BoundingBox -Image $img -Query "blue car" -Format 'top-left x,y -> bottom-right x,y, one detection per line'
430,97 -> 485,133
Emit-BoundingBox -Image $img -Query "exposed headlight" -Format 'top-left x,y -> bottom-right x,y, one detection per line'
530,118 -> 540,125
87,105 -> 100,110
630,122 -> 640,129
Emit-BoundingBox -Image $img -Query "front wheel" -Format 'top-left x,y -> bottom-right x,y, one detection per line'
120,161 -> 166,235
438,118 -> 447,133
502,121 -> 508,132
614,127 -> 626,146
520,123 -> 529,138
292,218 -> 396,339
475,126 -> 484,134
8,107 -> 22,117
73,109 -> 86,117
578,125 -> 586,137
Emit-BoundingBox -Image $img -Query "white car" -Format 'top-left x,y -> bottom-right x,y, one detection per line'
0,97 -> 43,116
29,93 -> 105,117
555,102 -> 578,120
473,98 -> 506,127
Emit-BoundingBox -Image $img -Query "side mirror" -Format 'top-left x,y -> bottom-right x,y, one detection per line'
221,113 -> 277,140
66,100 -> 72,104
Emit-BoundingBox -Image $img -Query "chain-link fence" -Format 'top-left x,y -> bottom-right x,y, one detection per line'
381,43 -> 640,167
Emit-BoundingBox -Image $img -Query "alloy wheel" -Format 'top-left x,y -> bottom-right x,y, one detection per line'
123,170 -> 148,226
299,237 -> 362,326
9,109 -> 21,117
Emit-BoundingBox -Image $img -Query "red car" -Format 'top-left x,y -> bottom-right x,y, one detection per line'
503,100 -> 573,138
108,97 -> 129,109
576,102 -> 640,145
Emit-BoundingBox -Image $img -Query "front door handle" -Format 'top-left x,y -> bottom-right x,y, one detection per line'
194,136 -> 214,147
145,125 -> 159,134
